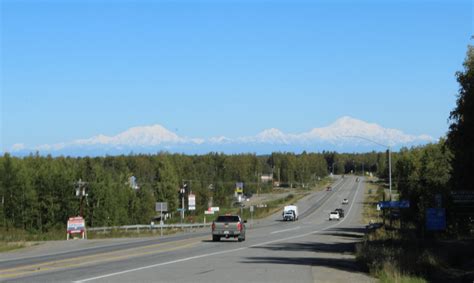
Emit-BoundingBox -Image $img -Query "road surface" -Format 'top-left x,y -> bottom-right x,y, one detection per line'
0,176 -> 375,283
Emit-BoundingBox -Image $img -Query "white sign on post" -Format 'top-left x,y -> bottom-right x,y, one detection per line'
155,202 -> 168,212
188,194 -> 196,211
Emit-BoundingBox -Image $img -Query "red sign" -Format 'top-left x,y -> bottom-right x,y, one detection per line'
67,216 -> 86,239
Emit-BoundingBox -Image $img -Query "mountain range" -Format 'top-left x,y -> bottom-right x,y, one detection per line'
8,116 -> 435,156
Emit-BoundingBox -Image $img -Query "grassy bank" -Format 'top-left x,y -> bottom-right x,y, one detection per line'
356,181 -> 474,282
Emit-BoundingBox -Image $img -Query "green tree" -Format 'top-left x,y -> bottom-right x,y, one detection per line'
448,45 -> 474,192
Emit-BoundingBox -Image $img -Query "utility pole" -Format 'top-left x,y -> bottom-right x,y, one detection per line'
74,179 -> 88,217
180,182 -> 188,224
257,172 -> 260,197
388,147 -> 393,228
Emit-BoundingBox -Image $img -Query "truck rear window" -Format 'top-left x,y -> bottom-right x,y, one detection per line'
215,216 -> 240,222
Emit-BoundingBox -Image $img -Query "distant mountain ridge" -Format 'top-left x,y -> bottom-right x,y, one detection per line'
8,116 -> 435,156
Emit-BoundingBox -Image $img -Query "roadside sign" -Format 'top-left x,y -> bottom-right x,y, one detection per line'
235,182 -> 244,194
210,207 -> 219,212
188,194 -> 196,211
451,191 -> 474,204
426,208 -> 446,231
250,205 -> 254,212
204,210 -> 214,215
378,200 -> 410,209
155,202 -> 168,212
67,216 -> 86,240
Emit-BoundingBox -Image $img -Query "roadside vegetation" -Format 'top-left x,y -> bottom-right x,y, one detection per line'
357,179 -> 474,282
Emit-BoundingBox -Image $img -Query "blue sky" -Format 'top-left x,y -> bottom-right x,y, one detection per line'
1,0 -> 473,153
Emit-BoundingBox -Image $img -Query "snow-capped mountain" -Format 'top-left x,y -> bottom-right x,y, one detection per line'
75,125 -> 185,146
9,116 -> 435,156
298,116 -> 433,145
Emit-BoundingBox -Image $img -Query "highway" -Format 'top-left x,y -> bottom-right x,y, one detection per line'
0,176 -> 374,283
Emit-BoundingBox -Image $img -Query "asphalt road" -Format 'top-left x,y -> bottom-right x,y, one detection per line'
0,176 -> 375,283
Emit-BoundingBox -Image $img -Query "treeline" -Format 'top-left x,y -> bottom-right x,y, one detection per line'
0,152 -> 313,231
0,151 -> 395,233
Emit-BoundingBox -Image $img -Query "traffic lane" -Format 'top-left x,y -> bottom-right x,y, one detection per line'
254,176 -> 352,230
247,177 -> 346,228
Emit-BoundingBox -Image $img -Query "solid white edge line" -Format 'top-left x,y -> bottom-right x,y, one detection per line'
75,177 -> 362,283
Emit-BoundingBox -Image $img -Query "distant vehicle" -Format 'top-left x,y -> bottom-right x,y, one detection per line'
212,215 -> 246,242
342,198 -> 349,205
326,186 -> 332,191
335,208 -> 345,218
329,211 -> 340,221
282,205 -> 298,221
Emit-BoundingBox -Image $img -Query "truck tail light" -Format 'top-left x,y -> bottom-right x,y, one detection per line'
237,222 -> 242,231
211,222 -> 215,231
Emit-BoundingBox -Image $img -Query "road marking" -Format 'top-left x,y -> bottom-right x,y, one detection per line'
270,226 -> 301,234
75,179 -> 363,283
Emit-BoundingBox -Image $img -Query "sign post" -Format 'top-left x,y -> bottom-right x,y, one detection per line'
250,205 -> 254,228
155,202 -> 168,237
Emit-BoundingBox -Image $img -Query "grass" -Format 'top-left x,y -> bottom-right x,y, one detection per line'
0,227 -> 65,242
0,241 -> 26,253
361,181 -> 383,225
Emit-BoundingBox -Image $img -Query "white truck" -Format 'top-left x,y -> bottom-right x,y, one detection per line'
329,211 -> 340,221
282,205 -> 299,221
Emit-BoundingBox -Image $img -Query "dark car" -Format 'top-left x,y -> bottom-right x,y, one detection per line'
326,186 -> 332,191
335,208 -> 344,218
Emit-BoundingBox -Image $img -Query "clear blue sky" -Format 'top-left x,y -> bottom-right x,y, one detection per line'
1,0 -> 473,151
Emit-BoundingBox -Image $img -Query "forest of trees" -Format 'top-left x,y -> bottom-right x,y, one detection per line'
0,151 -> 393,233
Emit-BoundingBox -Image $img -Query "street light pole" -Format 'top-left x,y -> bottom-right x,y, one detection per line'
341,135 -> 392,201
388,147 -> 392,201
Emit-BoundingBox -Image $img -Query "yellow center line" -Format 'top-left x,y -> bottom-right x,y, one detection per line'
0,236 -> 206,279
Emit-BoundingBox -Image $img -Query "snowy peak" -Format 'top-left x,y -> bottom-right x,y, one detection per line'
76,124 -> 184,146
255,128 -> 292,144
302,116 -> 434,145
